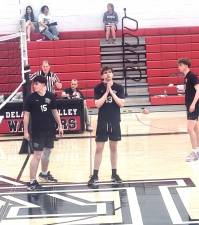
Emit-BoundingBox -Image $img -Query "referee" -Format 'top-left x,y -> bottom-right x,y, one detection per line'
30,60 -> 62,93
88,67 -> 125,187
24,75 -> 63,191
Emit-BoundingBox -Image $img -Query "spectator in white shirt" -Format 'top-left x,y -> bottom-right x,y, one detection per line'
38,5 -> 59,41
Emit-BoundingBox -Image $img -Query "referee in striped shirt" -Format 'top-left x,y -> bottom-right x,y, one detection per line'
30,60 -> 62,93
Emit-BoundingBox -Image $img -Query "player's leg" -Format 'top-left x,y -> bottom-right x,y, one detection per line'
109,122 -> 122,183
194,121 -> 199,148
186,115 -> 199,161
39,137 -> 57,182
88,142 -> 105,187
27,137 -> 44,191
88,121 -> 108,186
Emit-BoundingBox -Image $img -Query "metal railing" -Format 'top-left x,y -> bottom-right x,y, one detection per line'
122,8 -> 144,96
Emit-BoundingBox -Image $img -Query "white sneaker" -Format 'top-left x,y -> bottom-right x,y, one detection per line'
186,152 -> 199,162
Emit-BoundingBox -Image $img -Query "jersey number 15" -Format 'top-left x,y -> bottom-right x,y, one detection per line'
40,104 -> 47,112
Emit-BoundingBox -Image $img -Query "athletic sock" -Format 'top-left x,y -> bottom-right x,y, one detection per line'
42,171 -> 48,176
93,170 -> 98,177
195,147 -> 199,153
112,169 -> 117,176
30,179 -> 36,184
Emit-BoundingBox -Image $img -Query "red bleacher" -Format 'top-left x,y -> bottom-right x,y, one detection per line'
2,27 -> 199,108
146,34 -> 199,106
28,39 -> 101,108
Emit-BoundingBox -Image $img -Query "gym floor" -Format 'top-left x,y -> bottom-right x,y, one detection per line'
0,111 -> 199,225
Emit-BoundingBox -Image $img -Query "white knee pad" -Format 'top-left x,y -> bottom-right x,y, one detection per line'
42,148 -> 52,162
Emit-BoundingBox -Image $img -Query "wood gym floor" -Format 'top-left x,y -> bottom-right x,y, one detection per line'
0,111 -> 199,225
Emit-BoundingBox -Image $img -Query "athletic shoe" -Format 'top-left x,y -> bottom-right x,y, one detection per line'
87,175 -> 98,187
111,174 -> 122,183
86,125 -> 93,132
186,152 -> 199,162
27,180 -> 45,191
39,171 -> 58,182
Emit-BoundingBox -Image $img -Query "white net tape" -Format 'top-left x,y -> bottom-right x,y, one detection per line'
0,32 -> 21,42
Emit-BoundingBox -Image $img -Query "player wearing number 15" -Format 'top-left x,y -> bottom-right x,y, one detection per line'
88,67 -> 125,187
24,76 -> 63,191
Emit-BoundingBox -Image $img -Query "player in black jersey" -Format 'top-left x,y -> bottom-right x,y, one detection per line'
177,58 -> 199,162
24,76 -> 63,191
88,67 -> 125,187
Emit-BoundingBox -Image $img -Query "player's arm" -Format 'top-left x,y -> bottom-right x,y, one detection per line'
51,109 -> 63,136
190,84 -> 199,112
109,85 -> 125,107
23,111 -> 30,140
95,85 -> 109,108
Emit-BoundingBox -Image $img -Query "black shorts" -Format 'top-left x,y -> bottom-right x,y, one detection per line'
95,120 -> 121,142
32,136 -> 54,151
186,106 -> 199,120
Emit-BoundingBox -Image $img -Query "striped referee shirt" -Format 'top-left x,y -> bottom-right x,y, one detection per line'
30,70 -> 61,93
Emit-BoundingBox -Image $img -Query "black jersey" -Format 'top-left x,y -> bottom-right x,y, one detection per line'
94,82 -> 124,122
64,88 -> 85,100
24,91 -> 57,137
185,71 -> 199,107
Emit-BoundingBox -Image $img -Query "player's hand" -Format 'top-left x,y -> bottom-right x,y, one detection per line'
189,103 -> 195,113
106,83 -> 111,93
24,132 -> 30,140
58,126 -> 64,137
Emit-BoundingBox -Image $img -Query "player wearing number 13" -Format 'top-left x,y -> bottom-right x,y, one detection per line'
24,76 -> 63,191
88,67 -> 125,187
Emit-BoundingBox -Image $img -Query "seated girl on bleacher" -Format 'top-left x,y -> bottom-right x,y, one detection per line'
24,6 -> 36,41
38,5 -> 59,41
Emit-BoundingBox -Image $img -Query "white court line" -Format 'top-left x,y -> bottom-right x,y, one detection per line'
0,177 -> 23,186
159,186 -> 199,224
127,188 -> 143,225
0,178 -> 186,190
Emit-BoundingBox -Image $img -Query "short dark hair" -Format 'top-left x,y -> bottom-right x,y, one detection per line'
101,66 -> 114,75
107,3 -> 114,11
33,75 -> 47,85
41,5 -> 49,13
177,58 -> 191,68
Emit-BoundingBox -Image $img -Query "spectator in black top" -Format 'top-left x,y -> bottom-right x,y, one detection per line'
61,79 -> 93,132
177,58 -> 199,162
30,60 -> 62,93
24,6 -> 36,41
24,75 -> 63,191
103,3 -> 118,43
88,67 -> 125,187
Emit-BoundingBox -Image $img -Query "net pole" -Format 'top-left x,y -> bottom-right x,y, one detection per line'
20,19 -> 28,82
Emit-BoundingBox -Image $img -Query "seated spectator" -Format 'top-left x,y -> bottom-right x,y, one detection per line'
38,5 -> 59,41
61,79 -> 93,132
103,3 -> 118,43
24,6 -> 36,41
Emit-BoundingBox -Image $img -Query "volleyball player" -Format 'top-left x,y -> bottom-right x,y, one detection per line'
177,58 -> 199,161
88,66 -> 125,187
24,75 -> 63,191
31,60 -> 62,141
